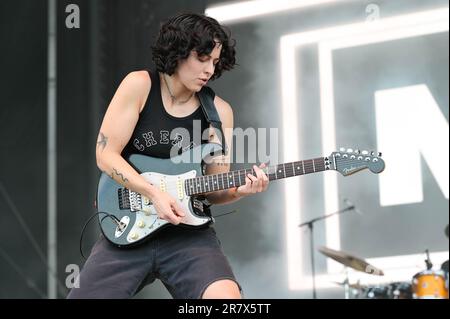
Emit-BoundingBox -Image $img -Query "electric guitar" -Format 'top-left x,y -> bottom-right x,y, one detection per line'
97,143 -> 385,247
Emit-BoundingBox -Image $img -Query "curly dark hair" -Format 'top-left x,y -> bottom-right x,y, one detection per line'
151,12 -> 237,81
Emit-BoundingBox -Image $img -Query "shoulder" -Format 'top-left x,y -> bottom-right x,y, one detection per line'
120,70 -> 152,112
213,95 -> 233,126
122,70 -> 151,92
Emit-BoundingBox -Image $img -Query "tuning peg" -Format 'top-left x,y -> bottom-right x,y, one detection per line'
378,152 -> 382,157
340,147 -> 346,152
347,148 -> 353,153
370,151 -> 375,156
362,150 -> 369,155
355,149 -> 361,154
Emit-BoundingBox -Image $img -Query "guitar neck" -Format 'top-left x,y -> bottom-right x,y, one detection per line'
185,157 -> 328,196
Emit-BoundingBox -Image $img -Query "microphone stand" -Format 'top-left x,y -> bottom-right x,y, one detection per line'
298,202 -> 357,299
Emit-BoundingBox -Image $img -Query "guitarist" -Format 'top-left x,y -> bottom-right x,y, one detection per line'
67,13 -> 269,299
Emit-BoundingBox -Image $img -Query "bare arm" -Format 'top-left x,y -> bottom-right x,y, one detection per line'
203,97 -> 239,205
203,97 -> 269,205
96,71 -> 155,196
96,71 -> 184,224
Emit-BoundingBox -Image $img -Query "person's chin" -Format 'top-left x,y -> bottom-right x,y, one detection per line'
192,84 -> 203,92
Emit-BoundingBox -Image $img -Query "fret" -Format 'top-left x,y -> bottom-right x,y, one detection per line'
238,169 -> 242,186
242,169 -> 248,183
303,160 -> 310,174
304,160 -> 314,174
212,174 -> 216,190
203,176 -> 208,192
225,172 -> 229,189
209,174 -> 214,191
314,158 -> 325,172
206,175 -> 211,192
195,178 -> 201,193
283,163 -> 286,178
213,174 -> 218,191
309,160 -> 316,173
301,160 -> 305,175
221,173 -> 225,190
276,164 -> 284,180
228,172 -> 234,188
246,169 -> 251,184
198,176 -> 203,193
268,166 -> 276,180
291,162 -> 295,177
293,162 -> 298,176
205,175 -> 210,192
196,176 -> 201,193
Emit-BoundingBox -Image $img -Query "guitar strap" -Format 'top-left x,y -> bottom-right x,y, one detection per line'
195,86 -> 229,214
197,86 -> 228,156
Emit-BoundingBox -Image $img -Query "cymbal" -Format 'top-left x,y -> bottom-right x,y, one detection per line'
319,246 -> 384,276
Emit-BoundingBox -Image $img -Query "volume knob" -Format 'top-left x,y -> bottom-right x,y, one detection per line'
130,233 -> 139,240
137,221 -> 146,228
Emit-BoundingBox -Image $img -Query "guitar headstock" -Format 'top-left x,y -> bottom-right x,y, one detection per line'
327,148 -> 385,176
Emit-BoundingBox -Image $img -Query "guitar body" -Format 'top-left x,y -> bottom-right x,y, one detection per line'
97,143 -> 223,247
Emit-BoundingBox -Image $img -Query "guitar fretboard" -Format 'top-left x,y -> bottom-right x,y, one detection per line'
185,157 -> 327,196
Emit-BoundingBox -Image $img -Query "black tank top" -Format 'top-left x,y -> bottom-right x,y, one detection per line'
122,69 -> 210,160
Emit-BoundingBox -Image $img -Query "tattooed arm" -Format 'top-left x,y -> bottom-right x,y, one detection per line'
95,71 -> 153,195
95,71 -> 185,225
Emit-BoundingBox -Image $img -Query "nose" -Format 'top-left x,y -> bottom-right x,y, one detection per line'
205,60 -> 215,77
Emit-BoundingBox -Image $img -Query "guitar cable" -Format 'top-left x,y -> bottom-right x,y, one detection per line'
79,208 -> 238,260
212,209 -> 238,219
79,211 -> 121,260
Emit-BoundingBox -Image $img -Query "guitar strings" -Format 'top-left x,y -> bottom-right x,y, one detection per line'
123,156 -> 379,196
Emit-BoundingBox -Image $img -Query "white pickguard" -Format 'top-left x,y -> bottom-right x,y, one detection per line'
123,170 -> 211,243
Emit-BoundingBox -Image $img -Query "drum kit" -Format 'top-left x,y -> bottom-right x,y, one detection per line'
319,225 -> 449,299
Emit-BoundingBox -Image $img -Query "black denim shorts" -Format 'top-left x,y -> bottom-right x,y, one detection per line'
67,225 -> 241,299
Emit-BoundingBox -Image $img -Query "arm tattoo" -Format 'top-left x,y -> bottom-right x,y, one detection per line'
112,168 -> 129,183
97,132 -> 108,151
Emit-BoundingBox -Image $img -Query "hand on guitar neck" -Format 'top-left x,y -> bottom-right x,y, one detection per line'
234,163 -> 269,197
